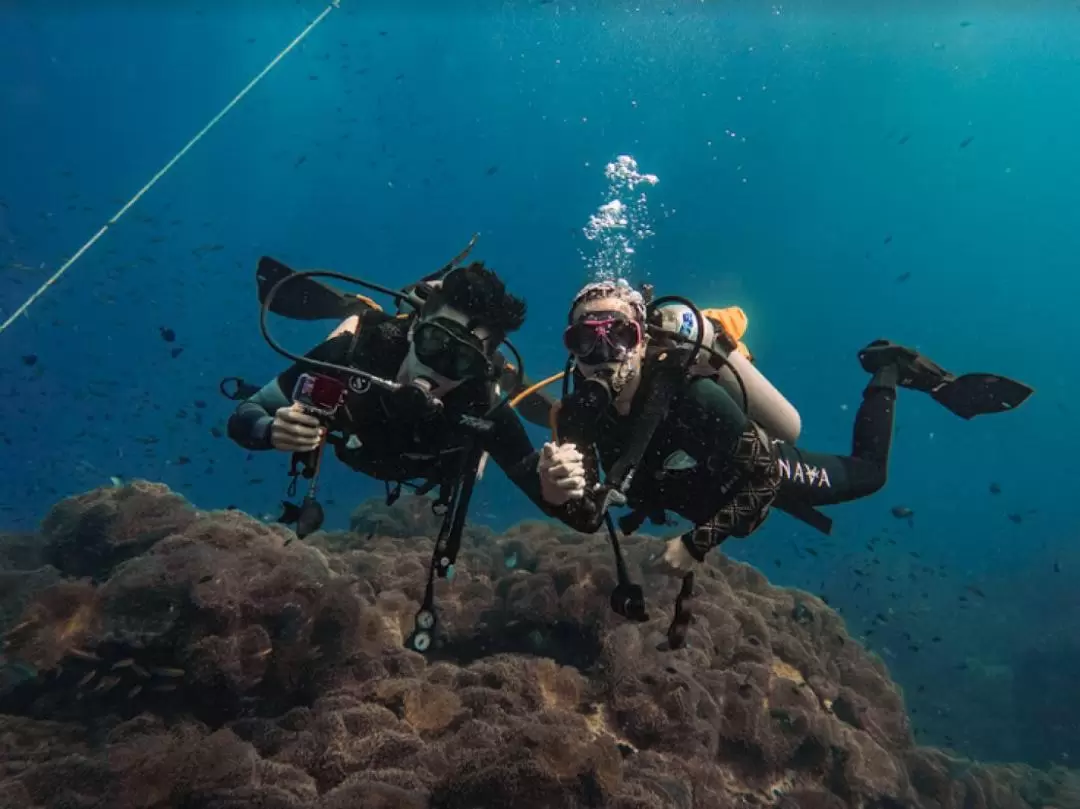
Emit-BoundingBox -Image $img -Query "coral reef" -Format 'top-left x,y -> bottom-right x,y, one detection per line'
0,484 -> 1073,808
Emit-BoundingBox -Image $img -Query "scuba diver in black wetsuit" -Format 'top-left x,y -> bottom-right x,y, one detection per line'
536,279 -> 1034,649
224,247 -> 584,653
219,236 -> 556,430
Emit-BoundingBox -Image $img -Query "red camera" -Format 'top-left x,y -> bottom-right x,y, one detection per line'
291,373 -> 347,417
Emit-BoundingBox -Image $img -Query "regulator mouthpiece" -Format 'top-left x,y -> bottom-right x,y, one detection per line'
393,377 -> 444,421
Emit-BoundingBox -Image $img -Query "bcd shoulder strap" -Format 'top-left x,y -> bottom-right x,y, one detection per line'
606,348 -> 693,491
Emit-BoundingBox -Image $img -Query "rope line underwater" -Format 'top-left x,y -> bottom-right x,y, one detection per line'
0,0 -> 342,337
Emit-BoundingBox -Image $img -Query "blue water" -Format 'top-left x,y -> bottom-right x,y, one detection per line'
2,0 -> 1078,766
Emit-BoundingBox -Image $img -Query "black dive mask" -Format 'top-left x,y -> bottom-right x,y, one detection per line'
412,317 -> 493,381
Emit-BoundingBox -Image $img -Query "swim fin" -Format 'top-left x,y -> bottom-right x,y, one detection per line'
929,372 -> 1033,420
256,256 -> 371,322
859,339 -> 1033,419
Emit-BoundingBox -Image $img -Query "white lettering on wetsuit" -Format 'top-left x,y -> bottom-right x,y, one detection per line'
776,456 -> 832,488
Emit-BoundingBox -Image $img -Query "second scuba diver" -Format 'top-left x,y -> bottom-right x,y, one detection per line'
536,280 -> 1033,645
225,250 -> 584,652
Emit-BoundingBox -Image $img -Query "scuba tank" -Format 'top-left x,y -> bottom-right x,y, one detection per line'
650,301 -> 801,443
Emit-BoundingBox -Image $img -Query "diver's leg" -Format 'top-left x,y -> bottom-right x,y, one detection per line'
773,363 -> 898,507
771,333 -> 1034,509
858,339 -> 1033,419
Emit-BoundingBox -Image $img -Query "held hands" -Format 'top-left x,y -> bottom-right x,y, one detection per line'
538,441 -> 587,505
271,403 -> 327,453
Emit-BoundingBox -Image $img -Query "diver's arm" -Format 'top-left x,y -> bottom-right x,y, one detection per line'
494,358 -> 556,429
227,382 -> 292,450
483,409 -> 603,533
226,335 -> 353,452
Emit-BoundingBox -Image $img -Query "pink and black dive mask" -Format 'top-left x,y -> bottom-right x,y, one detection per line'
563,311 -> 644,365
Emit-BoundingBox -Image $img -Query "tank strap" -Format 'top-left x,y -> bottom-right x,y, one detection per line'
772,499 -> 834,535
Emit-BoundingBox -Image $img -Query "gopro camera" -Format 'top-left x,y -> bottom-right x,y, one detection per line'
292,373 -> 347,418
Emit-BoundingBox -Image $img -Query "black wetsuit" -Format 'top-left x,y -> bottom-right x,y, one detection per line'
228,310 -> 575,520
560,359 -> 897,557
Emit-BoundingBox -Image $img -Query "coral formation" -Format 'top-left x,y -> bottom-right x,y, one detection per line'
0,484 -> 1073,808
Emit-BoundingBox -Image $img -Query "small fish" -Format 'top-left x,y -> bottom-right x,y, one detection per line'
21,354 -> 37,366
959,136 -> 974,149
159,326 -> 176,343
151,666 -> 185,678
191,244 -> 223,258
898,134 -> 910,145
127,684 -> 142,698
170,347 -> 184,359
111,658 -> 135,670
890,506 -> 915,527
76,670 -> 97,688
109,476 -> 124,488
989,482 -> 1001,495
1054,561 -> 1061,573
883,235 -> 892,245
4,619 -> 36,638
93,675 -> 121,693
67,648 -> 101,663
896,272 -> 911,283
485,165 -> 500,176
295,155 -> 307,168
959,20 -> 972,27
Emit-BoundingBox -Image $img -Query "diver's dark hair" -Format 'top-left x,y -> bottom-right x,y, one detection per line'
423,261 -> 526,345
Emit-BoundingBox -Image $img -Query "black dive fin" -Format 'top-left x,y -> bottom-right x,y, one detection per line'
930,373 -> 1034,420
277,500 -> 302,525
858,340 -> 950,392
295,498 -> 325,538
256,256 -> 363,322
